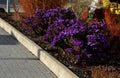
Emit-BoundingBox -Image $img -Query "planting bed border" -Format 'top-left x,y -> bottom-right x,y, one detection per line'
0,18 -> 79,78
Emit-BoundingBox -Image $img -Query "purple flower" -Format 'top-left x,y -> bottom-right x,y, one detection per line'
95,29 -> 100,33
65,48 -> 74,53
86,54 -> 92,57
72,39 -> 83,47
75,55 -> 81,59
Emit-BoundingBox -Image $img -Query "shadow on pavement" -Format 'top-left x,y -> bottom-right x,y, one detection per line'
0,35 -> 18,45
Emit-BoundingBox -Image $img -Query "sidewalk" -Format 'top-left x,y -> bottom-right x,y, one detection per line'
0,27 -> 57,78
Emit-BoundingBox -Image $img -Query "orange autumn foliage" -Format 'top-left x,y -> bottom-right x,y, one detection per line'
81,8 -> 88,22
104,9 -> 120,36
19,0 -> 40,18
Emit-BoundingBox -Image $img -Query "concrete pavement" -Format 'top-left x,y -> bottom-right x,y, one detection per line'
0,27 -> 57,78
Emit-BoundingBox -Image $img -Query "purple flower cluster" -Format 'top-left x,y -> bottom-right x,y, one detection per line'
23,7 -> 76,35
86,22 -> 108,52
51,20 -> 109,62
43,8 -> 76,42
51,19 -> 86,46
43,19 -> 77,42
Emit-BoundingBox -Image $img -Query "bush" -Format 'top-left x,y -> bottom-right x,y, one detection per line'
23,7 -> 110,65
51,20 -> 109,65
23,7 -> 76,36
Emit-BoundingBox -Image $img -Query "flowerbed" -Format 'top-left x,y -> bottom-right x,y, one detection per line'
0,1 -> 120,77
22,7 -> 117,66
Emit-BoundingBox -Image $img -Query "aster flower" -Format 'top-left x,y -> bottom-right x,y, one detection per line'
75,55 -> 81,59
65,48 -> 74,53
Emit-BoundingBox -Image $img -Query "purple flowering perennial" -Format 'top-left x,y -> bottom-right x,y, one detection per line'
51,21 -> 109,61
23,7 -> 76,36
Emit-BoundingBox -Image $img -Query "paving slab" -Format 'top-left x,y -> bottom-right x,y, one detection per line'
0,27 -> 57,78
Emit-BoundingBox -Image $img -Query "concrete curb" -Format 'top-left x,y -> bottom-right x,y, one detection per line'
0,18 -> 79,78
